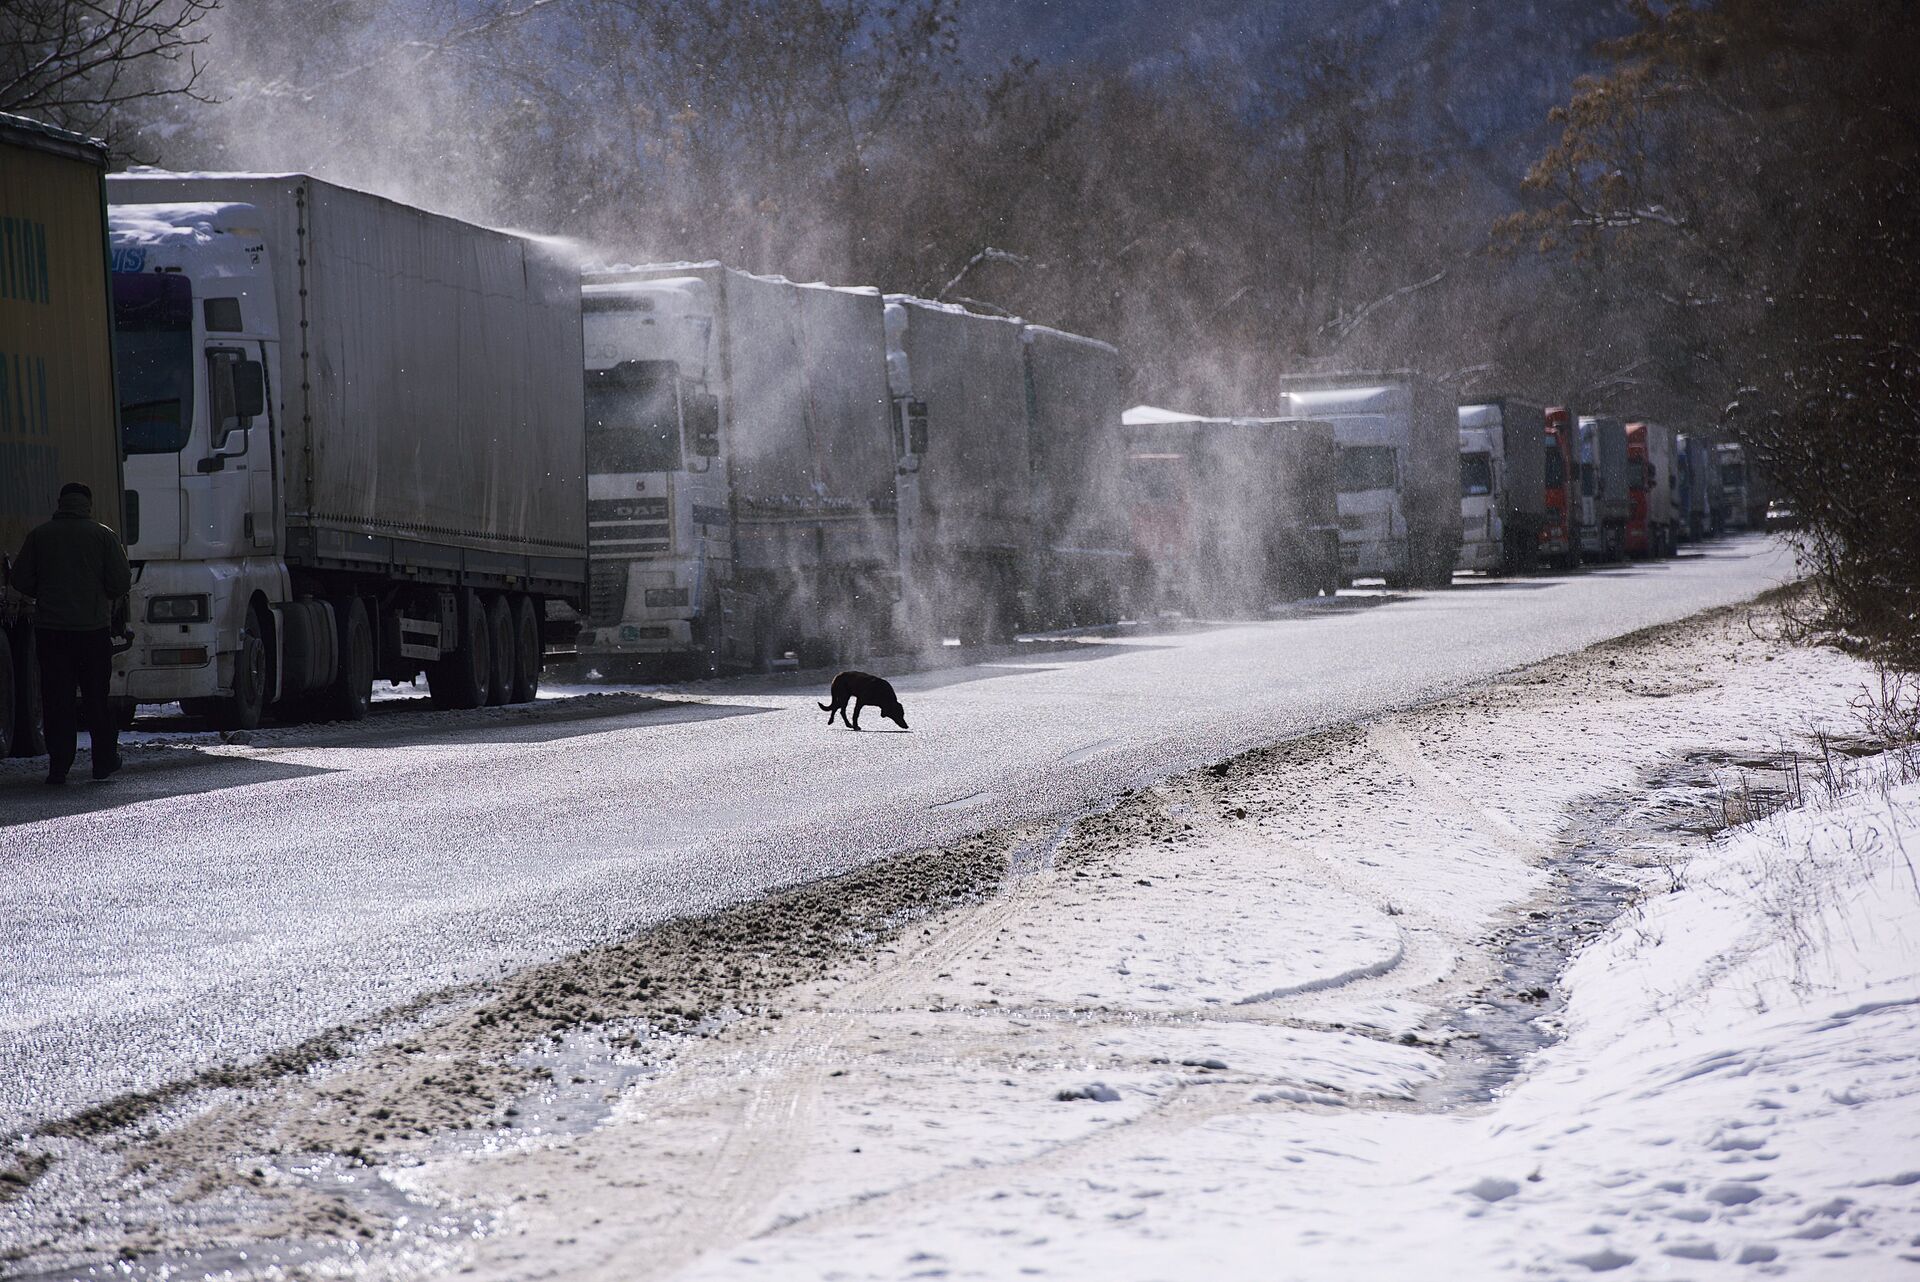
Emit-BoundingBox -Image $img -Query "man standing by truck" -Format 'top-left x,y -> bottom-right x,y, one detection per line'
11,483 -> 131,784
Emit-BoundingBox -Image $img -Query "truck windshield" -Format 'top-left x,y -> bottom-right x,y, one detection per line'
585,366 -> 682,473
113,273 -> 194,455
1459,453 -> 1493,497
1336,445 -> 1396,493
1722,463 -> 1746,487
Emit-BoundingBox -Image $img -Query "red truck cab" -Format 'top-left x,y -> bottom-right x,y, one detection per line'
1540,408 -> 1578,568
1624,422 -> 1652,557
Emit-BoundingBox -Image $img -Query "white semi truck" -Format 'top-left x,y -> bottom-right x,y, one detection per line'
577,264 -> 899,675
1456,398 -> 1548,574
105,174 -> 587,727
1281,373 -> 1459,588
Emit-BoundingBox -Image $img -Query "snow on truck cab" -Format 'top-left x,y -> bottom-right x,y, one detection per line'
104,174 -> 588,729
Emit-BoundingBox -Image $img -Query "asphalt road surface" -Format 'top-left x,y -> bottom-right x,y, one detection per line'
0,537 -> 1792,1134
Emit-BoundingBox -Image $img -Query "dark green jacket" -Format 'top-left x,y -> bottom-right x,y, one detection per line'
11,492 -> 132,632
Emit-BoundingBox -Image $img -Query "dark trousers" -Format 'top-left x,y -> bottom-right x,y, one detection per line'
36,627 -> 116,780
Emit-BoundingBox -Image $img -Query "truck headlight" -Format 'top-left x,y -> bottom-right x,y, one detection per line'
644,587 -> 690,608
147,594 -> 211,623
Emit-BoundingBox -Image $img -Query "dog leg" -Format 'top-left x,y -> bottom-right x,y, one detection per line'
850,700 -> 863,730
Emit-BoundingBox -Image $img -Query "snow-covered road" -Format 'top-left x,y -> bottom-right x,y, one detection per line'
1,537 -> 1789,1134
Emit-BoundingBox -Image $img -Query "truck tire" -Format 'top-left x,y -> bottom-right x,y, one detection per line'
323,597 -> 374,721
428,590 -> 489,710
484,594 -> 513,707
208,605 -> 269,732
510,596 -> 541,703
5,629 -> 46,757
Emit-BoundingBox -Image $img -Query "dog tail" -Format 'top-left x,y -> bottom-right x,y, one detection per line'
817,701 -> 834,711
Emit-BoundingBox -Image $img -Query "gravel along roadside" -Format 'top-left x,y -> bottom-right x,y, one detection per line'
0,592 -> 1887,1280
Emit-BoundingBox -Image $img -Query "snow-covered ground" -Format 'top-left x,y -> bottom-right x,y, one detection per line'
658,767 -> 1920,1282
400,607 -> 1920,1281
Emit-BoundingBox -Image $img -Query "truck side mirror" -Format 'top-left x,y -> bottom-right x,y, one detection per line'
689,393 -> 720,458
233,359 -> 266,420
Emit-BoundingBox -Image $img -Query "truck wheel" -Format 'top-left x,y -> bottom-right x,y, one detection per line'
484,595 -> 513,707
510,596 -> 541,703
428,590 -> 489,710
324,598 -> 374,721
213,606 -> 269,732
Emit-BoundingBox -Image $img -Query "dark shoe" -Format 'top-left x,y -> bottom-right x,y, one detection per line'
45,775 -> 66,786
92,753 -> 122,782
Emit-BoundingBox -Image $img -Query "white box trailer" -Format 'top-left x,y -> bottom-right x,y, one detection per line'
579,263 -> 899,672
1282,372 -> 1459,588
1023,325 -> 1135,625
1456,398 -> 1548,573
885,296 -> 1032,645
105,173 -> 586,726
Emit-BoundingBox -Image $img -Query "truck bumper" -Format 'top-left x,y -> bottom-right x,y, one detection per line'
1457,538 -> 1503,573
1338,537 -> 1408,581
581,617 -> 695,656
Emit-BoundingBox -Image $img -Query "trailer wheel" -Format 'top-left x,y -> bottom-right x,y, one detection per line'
483,595 -> 513,707
323,598 -> 374,722
510,596 -> 541,703
428,590 -> 489,710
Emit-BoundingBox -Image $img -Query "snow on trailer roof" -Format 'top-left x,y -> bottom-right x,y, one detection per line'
108,169 -> 578,251
1123,405 -> 1216,426
592,259 -> 882,298
883,293 -> 1023,324
1021,323 -> 1120,356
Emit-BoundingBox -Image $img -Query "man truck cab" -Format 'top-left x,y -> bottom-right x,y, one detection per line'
108,205 -> 285,717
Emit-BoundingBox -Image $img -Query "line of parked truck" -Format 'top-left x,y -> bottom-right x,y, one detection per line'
0,116 -> 1771,752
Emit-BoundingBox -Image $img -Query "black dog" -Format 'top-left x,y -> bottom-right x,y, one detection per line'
819,670 -> 908,730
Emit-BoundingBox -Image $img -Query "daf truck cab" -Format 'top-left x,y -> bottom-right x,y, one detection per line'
578,276 -> 726,675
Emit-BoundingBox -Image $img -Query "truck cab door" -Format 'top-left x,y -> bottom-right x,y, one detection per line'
181,345 -> 270,560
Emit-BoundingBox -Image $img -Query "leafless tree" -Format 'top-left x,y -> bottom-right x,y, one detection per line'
0,0 -> 218,149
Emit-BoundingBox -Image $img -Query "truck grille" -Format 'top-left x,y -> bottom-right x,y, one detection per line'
589,497 -> 668,522
588,561 -> 629,627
